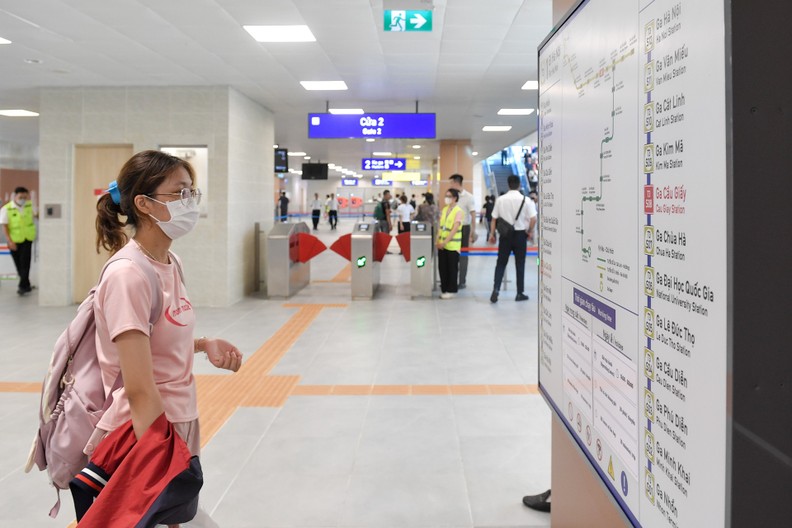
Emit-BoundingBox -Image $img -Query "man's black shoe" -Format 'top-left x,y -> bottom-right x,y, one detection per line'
458,283 -> 466,289
515,293 -> 529,301
522,489 -> 551,512
490,291 -> 498,303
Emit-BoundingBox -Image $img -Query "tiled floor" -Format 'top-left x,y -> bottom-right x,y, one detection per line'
0,217 -> 551,527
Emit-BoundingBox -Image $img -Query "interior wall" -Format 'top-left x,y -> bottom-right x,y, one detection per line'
0,140 -> 38,170
226,88 -> 274,302
38,86 -> 233,306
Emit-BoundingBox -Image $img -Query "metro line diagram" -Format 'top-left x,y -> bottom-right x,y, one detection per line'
564,44 -> 636,265
579,66 -> 617,260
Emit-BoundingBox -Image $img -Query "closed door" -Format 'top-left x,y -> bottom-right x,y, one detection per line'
73,145 -> 133,303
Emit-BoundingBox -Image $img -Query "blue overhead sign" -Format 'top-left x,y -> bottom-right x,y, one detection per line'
373,179 -> 393,186
341,178 -> 358,186
410,181 -> 429,186
362,158 -> 406,171
308,113 -> 436,139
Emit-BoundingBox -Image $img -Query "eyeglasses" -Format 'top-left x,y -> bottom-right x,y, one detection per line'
149,188 -> 202,206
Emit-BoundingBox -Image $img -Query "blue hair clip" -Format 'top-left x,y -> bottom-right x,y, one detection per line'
107,181 -> 121,205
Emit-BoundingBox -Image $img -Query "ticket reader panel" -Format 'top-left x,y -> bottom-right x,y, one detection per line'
410,222 -> 435,298
266,222 -> 310,298
351,221 -> 380,299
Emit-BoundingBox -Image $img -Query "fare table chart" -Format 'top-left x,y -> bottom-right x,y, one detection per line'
538,0 -> 728,526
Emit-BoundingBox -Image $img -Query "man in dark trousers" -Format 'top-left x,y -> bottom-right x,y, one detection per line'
448,174 -> 477,288
278,191 -> 289,222
0,186 -> 37,295
374,189 -> 393,233
488,176 -> 537,303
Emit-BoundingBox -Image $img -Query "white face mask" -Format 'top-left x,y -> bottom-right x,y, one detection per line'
444,197 -> 452,205
16,198 -> 27,207
147,197 -> 199,240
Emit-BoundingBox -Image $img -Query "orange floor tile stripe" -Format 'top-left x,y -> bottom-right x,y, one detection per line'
0,381 -> 41,393
195,304 -> 344,446
290,384 -> 540,396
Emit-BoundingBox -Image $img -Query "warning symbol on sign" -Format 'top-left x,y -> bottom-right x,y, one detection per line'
607,457 -> 615,481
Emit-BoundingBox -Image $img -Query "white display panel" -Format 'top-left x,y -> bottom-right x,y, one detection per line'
538,0 -> 728,526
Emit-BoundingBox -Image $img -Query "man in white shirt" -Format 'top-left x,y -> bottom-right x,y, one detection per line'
448,174 -> 477,289
327,194 -> 339,230
310,193 -> 322,230
488,176 -> 537,303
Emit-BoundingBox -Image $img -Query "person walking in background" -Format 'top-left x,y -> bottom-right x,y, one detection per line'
327,193 -> 338,230
436,188 -> 463,299
414,192 -> 438,229
373,190 -> 392,233
310,193 -> 322,230
488,175 -> 537,303
409,194 -> 417,210
278,191 -> 289,222
448,174 -> 477,289
0,186 -> 37,295
481,195 -> 495,240
396,194 -> 415,233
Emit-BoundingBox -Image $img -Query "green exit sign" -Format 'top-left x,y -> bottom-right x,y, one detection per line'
384,10 -> 433,32
356,256 -> 367,268
416,256 -> 426,268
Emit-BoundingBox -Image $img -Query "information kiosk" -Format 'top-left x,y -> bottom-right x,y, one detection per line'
538,0 -> 791,526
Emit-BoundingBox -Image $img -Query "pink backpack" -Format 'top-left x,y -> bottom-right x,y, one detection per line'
24,244 -> 167,517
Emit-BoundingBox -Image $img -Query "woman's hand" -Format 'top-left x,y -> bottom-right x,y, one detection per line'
203,338 -> 243,372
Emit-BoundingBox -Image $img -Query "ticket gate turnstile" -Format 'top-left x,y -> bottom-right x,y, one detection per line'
350,221 -> 381,300
265,222 -> 311,298
410,222 -> 435,298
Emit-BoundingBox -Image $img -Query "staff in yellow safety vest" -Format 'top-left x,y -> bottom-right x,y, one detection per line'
0,186 -> 37,295
436,188 -> 463,299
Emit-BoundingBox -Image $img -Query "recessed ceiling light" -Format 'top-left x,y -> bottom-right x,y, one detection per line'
300,81 -> 348,91
412,145 -> 421,149
303,156 -> 311,160
0,37 -> 11,45
521,80 -> 539,90
498,108 -> 536,116
243,25 -> 316,43
287,151 -> 307,156
471,151 -> 479,156
0,109 -> 39,117
372,152 -> 392,156
24,58 -> 43,64
273,144 -> 279,148
328,163 -> 336,169
365,138 -> 375,142
414,156 -> 421,160
328,108 -> 364,114
482,126 -> 512,132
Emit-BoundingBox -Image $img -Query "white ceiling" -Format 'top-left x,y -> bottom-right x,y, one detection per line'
0,0 -> 553,176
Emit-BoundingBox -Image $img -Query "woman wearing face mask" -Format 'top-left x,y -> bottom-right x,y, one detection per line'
90,150 -> 242,527
436,188 -> 463,299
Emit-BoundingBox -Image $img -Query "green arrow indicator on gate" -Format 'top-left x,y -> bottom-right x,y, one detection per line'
384,10 -> 433,32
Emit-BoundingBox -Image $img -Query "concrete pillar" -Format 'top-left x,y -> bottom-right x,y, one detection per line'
438,139 -> 474,199
553,0 -> 577,24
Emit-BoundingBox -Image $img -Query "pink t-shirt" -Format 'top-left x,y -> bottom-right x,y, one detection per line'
94,243 -> 197,431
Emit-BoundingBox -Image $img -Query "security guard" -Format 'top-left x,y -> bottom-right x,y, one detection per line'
436,188 -> 463,299
1,186 -> 37,295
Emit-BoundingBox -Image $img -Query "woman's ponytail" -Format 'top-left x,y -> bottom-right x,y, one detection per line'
95,193 -> 127,254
